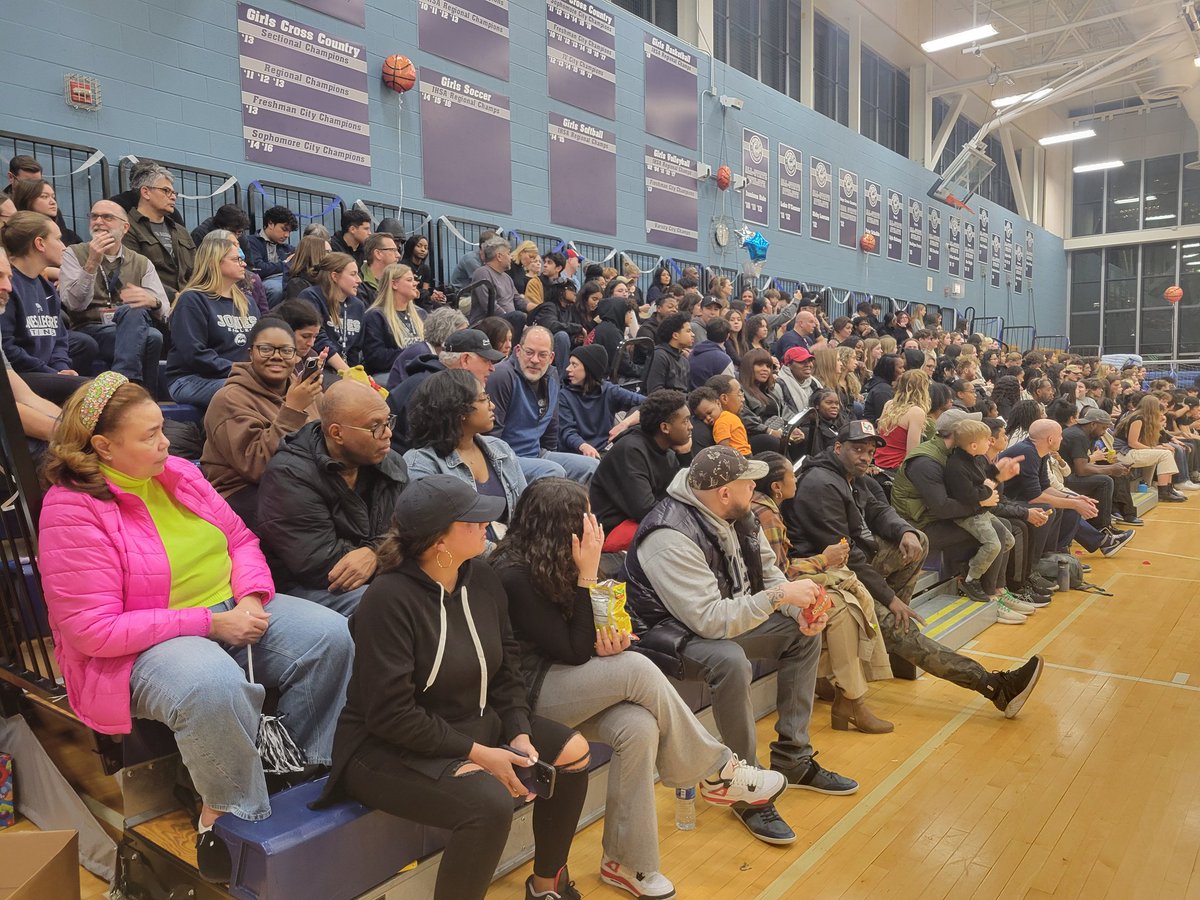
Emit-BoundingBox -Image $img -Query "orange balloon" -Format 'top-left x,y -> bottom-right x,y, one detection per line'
1165,285 -> 1183,304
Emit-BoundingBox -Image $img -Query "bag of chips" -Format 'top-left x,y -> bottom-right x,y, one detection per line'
589,580 -> 632,632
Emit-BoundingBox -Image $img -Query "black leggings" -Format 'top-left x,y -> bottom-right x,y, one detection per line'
342,716 -> 587,900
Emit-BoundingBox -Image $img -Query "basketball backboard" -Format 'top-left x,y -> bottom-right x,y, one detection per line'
928,142 -> 996,212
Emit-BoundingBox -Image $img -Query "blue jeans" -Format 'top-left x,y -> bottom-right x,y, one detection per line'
77,306 -> 163,396
288,583 -> 370,616
262,274 -> 285,308
127,595 -> 353,821
516,451 -> 599,484
168,373 -> 227,408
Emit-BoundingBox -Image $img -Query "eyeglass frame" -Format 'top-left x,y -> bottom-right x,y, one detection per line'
338,415 -> 398,440
251,343 -> 298,360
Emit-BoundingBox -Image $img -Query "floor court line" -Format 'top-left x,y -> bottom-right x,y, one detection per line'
754,585 -> 1106,899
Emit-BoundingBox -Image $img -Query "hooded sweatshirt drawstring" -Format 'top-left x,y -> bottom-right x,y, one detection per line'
424,583 -> 489,716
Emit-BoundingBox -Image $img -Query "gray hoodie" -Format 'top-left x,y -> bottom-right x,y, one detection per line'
635,469 -> 797,640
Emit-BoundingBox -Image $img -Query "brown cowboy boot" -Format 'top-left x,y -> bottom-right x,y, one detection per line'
830,687 -> 894,734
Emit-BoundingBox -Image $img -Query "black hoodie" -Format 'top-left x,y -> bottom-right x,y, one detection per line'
317,557 -> 532,801
256,421 -> 408,591
784,449 -> 917,604
590,297 -> 629,372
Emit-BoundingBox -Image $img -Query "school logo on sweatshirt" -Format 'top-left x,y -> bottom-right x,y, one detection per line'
216,314 -> 257,346
26,314 -> 60,338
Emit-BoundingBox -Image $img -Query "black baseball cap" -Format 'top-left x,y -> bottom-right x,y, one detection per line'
444,329 -> 505,361
393,475 -> 506,535
836,420 -> 886,447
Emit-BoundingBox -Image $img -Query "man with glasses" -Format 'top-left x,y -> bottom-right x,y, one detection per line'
124,164 -> 195,300
485,325 -> 598,484
257,380 -> 408,615
355,232 -> 400,306
59,200 -> 167,394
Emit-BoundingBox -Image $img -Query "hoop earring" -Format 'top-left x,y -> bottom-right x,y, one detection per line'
436,549 -> 454,570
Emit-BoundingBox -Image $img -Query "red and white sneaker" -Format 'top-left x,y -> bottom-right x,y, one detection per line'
699,755 -> 787,808
599,857 -> 676,899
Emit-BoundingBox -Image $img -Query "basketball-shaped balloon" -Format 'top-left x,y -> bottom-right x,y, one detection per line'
1165,285 -> 1183,304
860,233 -> 877,253
716,164 -> 731,191
382,55 -> 416,93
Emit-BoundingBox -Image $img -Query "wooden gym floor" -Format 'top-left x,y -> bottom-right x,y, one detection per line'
35,496 -> 1200,899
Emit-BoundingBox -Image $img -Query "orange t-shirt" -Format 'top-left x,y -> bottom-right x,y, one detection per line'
712,411 -> 751,456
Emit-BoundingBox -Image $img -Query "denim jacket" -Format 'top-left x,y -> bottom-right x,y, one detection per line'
403,434 -> 527,522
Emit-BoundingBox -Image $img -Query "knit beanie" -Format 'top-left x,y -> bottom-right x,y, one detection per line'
571,345 -> 609,383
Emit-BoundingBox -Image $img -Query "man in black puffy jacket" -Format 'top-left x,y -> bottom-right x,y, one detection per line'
257,381 -> 408,615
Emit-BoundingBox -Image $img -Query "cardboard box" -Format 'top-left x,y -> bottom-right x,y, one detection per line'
0,830 -> 80,900
0,754 -> 11,828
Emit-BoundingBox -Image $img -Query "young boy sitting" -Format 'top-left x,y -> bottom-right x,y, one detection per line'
944,418 -> 1016,603
704,374 -> 751,456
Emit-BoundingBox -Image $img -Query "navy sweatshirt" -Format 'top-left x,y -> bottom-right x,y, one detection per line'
559,382 -> 644,452
165,290 -> 258,384
244,234 -> 294,279
486,355 -> 561,457
299,285 -> 366,368
1,269 -> 71,374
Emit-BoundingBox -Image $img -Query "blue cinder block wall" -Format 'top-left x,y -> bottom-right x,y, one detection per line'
0,0 -> 1065,330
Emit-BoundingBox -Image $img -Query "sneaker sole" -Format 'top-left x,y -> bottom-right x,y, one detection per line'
599,870 -> 676,899
1101,535 -> 1134,558
1003,656 -> 1044,719
701,777 -> 787,809
785,780 -> 860,796
731,810 -> 797,845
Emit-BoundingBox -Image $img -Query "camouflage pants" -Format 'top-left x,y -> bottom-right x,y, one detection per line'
871,534 -> 988,693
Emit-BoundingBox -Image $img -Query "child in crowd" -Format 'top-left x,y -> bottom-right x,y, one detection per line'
705,374 -> 751,455
944,419 -> 1015,603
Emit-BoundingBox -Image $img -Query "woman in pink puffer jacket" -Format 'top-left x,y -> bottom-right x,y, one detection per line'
38,374 -> 353,883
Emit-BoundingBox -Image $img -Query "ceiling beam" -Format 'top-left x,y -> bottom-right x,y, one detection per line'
998,126 -> 1030,220
1044,0 -> 1096,60
963,0 -> 1181,54
928,92 -> 967,170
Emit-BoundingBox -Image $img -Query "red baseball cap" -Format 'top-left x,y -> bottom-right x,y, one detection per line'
783,346 -> 814,364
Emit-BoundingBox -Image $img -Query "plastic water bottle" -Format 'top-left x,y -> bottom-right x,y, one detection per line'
674,787 -> 696,830
1056,558 -> 1070,592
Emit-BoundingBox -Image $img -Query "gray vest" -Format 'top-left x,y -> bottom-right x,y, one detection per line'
66,245 -> 153,326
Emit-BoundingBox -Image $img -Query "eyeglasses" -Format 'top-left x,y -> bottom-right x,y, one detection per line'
89,212 -> 126,223
223,254 -> 246,264
380,245 -> 400,254
340,415 -> 398,439
252,344 -> 297,359
521,348 -> 553,362
148,185 -> 178,198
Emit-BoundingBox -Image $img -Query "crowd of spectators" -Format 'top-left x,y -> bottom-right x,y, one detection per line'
7,149 -> 1193,900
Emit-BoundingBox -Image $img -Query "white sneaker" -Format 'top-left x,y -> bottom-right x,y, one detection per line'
1001,593 -> 1036,615
997,606 -> 1028,625
700,755 -> 787,807
600,857 -> 676,899
1178,481 -> 1200,490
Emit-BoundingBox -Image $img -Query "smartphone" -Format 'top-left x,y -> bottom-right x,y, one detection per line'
501,745 -> 556,799
301,356 -> 322,379
802,585 -> 833,626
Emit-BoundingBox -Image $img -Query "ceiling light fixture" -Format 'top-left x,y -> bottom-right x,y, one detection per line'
1145,214 -> 1177,221
1038,129 -> 1096,146
992,88 -> 1052,109
921,24 -> 998,53
1073,160 -> 1124,173
1113,198 -> 1140,205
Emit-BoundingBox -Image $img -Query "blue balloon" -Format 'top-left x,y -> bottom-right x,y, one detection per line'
742,230 -> 769,263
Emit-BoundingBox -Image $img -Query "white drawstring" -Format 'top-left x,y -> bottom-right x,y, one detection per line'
424,583 -> 449,694
422,582 -> 488,717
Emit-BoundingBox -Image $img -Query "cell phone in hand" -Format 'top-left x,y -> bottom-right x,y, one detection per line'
301,356 -> 323,379
501,745 -> 557,798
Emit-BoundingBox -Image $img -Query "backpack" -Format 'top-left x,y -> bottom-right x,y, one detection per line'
1034,552 -> 1112,596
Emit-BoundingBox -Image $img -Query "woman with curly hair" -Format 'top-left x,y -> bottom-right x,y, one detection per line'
874,370 -> 931,472
491,478 -> 787,896
990,375 -> 1022,420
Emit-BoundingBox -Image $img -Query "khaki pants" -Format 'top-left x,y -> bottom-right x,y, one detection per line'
1118,446 -> 1178,479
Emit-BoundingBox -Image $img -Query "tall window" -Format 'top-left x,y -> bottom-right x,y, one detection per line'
930,99 -> 1019,214
712,0 -> 801,100
1069,249 -> 1102,352
860,46 -> 910,157
814,13 -> 850,126
613,0 -> 677,34
1072,171 -> 1104,237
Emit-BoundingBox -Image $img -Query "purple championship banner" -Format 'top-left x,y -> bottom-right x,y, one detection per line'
419,0 -> 510,80
927,205 -> 941,271
778,143 -> 803,235
947,214 -> 961,277
963,220 -> 976,281
978,207 -> 990,265
644,145 -> 699,252
546,0 -> 616,119
419,67 -> 512,214
886,189 -> 904,261
1003,219 -> 1014,272
863,180 -> 881,254
549,113 -> 616,234
1014,245 -> 1024,293
837,168 -> 859,250
237,4 -> 371,185
290,0 -> 364,26
742,129 -> 769,227
907,198 -> 923,267
990,233 -> 1002,287
643,32 -> 698,150
1024,229 -> 1034,281
809,157 -> 832,243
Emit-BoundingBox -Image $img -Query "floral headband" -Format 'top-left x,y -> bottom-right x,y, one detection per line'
80,371 -> 129,434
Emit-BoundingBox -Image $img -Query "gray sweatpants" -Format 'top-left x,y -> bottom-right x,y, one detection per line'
534,652 -> 729,873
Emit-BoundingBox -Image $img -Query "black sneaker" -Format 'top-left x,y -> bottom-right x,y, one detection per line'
1160,487 -> 1188,503
196,829 -> 232,884
980,656 -> 1044,719
1020,581 -> 1052,600
1113,512 -> 1144,526
1100,530 -> 1135,557
1020,590 -> 1052,608
960,578 -> 990,603
526,866 -> 581,900
772,753 -> 859,795
733,803 -> 796,845
1027,573 -> 1058,594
